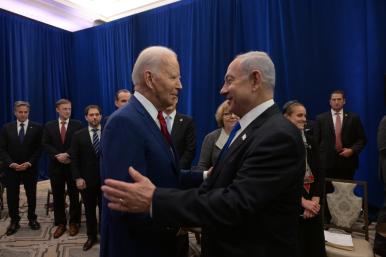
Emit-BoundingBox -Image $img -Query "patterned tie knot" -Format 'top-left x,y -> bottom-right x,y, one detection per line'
20,123 -> 24,127
92,128 -> 98,133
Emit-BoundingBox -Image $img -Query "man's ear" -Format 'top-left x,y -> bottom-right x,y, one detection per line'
251,70 -> 262,91
144,70 -> 154,89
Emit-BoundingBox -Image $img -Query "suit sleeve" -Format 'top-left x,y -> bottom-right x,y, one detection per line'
197,132 -> 216,170
377,116 -> 386,153
350,115 -> 366,155
28,125 -> 43,166
152,129 -> 304,229
66,121 -> 83,155
377,116 -> 386,184
313,115 -> 322,147
179,118 -> 196,169
0,126 -> 13,166
42,124 -> 60,158
307,134 -> 324,198
70,133 -> 81,180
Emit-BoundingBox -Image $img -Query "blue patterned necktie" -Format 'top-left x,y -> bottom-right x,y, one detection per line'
19,123 -> 25,143
218,121 -> 241,160
92,128 -> 100,155
165,115 -> 173,134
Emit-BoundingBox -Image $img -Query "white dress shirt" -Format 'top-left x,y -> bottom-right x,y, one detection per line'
17,119 -> 29,135
331,109 -> 344,128
134,91 -> 160,128
231,99 -> 275,145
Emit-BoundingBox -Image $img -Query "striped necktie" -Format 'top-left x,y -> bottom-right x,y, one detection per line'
92,128 -> 100,155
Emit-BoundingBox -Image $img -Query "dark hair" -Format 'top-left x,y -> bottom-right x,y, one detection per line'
84,105 -> 102,115
115,89 -> 131,101
55,98 -> 71,107
330,90 -> 345,99
282,100 -> 304,115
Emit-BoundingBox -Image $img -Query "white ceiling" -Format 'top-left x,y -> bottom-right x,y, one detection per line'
0,0 -> 180,32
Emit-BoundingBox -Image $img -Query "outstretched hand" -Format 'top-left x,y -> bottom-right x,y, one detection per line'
101,167 -> 156,213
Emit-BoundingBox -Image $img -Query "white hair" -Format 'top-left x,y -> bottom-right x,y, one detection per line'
236,51 -> 276,90
131,46 -> 177,86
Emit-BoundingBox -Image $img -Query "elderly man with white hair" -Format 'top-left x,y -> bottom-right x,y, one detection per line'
100,46 -> 189,257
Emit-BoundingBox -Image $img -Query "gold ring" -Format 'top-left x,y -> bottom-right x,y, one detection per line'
119,198 -> 124,205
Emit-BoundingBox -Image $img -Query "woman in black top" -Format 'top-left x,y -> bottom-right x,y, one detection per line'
283,100 -> 326,257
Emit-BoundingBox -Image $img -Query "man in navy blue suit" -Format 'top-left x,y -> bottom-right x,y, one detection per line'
100,46 -> 187,257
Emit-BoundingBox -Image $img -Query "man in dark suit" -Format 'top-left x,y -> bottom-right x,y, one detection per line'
374,115 -> 386,256
42,99 -> 83,238
101,89 -> 131,128
102,51 -> 305,257
0,101 -> 43,235
314,90 -> 367,180
71,105 -> 102,251
163,98 -> 196,169
100,46 -> 189,257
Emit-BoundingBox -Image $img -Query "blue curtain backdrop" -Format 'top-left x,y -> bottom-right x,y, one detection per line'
0,0 -> 385,209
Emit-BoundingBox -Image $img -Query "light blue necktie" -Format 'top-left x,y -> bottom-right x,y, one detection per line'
166,115 -> 173,134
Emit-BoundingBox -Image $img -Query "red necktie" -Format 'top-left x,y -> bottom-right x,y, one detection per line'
335,113 -> 342,151
157,111 -> 173,146
60,121 -> 67,144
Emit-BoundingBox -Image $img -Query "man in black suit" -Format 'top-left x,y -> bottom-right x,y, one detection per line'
114,89 -> 132,108
42,99 -> 83,238
314,90 -> 367,180
101,89 -> 131,128
374,115 -> 386,256
163,98 -> 196,169
0,101 -> 43,235
102,51 -> 305,257
71,105 -> 102,251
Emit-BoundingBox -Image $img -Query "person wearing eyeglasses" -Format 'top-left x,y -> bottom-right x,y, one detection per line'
197,100 -> 239,170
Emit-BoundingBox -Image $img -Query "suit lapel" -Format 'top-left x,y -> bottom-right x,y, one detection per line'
341,112 -> 350,134
10,122 -> 20,144
205,104 -> 280,188
53,120 -> 61,143
132,97 -> 178,172
328,113 -> 336,137
24,122 -> 35,143
171,113 -> 181,138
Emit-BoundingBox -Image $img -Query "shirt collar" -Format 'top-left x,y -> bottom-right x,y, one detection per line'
163,109 -> 176,119
58,118 -> 70,124
17,119 -> 29,127
134,91 -> 159,124
88,125 -> 101,132
331,109 -> 344,116
238,99 -> 275,131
